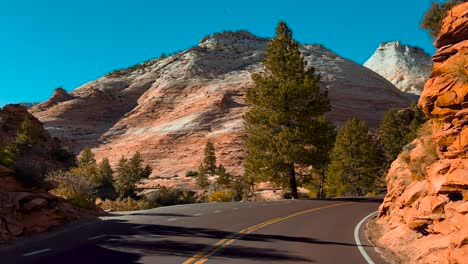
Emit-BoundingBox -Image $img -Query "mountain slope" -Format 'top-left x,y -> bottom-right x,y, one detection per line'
31,31 -> 411,181
364,41 -> 432,95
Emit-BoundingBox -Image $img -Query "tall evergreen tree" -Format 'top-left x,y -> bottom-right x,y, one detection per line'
203,141 -> 217,175
196,163 -> 210,189
326,119 -> 379,197
97,157 -> 114,187
244,21 -> 331,199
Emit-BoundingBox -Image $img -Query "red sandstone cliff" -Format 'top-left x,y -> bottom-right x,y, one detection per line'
377,3 -> 468,263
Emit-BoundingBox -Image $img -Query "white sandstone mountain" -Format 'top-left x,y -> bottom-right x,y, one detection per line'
30,31 -> 410,180
364,41 -> 432,95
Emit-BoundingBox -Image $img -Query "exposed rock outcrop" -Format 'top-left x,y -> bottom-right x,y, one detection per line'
377,3 -> 468,263
364,41 -> 432,96
0,105 -> 82,240
0,166 -> 80,240
30,31 -> 411,183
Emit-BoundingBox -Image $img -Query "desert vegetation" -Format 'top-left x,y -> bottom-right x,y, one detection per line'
192,141 -> 246,202
421,0 -> 465,39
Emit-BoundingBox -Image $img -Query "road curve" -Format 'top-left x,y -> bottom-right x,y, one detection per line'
0,199 -> 386,264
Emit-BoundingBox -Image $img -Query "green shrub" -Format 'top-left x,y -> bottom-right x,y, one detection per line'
0,145 -> 17,168
208,190 -> 233,202
145,187 -> 196,207
47,170 -> 98,207
185,170 -> 198,177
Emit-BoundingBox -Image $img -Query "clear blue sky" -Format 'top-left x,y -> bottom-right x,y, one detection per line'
0,0 -> 441,106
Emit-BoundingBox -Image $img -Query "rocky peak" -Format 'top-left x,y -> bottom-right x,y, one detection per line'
32,87 -> 74,111
364,41 -> 432,95
198,30 -> 267,50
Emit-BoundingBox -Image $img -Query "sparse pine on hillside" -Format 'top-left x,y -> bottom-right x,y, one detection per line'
326,119 -> 380,197
114,152 -> 152,198
78,147 -> 96,167
244,21 -> 331,199
203,141 -> 217,175
196,163 -> 210,189
216,165 -> 231,187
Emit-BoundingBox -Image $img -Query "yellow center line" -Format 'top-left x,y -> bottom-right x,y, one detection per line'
183,202 -> 353,264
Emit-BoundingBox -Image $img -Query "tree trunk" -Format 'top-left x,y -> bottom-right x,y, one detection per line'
318,172 -> 325,198
289,163 -> 298,199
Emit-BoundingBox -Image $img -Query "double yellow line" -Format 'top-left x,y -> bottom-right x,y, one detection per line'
183,202 -> 353,264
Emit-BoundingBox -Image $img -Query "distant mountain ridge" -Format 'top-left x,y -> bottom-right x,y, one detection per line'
364,41 -> 432,95
30,30 -> 411,184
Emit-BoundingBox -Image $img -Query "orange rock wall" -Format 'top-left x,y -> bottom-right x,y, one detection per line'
378,3 -> 468,263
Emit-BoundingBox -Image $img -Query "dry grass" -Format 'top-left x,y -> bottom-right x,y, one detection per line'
97,197 -> 151,212
410,139 -> 438,181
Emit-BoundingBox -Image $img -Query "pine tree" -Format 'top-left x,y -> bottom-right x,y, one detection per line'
196,163 -> 210,189
379,105 -> 427,170
244,21 -> 332,199
114,152 -> 151,198
326,119 -> 380,197
203,141 -> 217,175
114,156 -> 136,198
142,164 -> 152,179
97,157 -> 114,187
78,147 -> 96,167
216,165 -> 231,187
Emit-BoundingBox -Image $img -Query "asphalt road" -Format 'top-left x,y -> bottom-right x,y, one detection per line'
0,198 -> 386,264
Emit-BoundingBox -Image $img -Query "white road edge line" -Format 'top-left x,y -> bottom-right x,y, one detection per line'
354,211 -> 378,264
194,213 -> 202,216
23,248 -> 51,256
88,234 -> 107,240
167,218 -> 177,221
132,225 -> 147,229
214,210 -> 222,213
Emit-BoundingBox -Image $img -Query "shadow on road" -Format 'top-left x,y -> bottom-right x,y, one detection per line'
33,217 -> 374,264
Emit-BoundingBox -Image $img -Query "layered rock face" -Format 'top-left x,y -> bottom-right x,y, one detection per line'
0,166 -> 80,240
0,105 -> 79,240
378,3 -> 468,263
364,41 -> 432,96
30,31 -> 411,182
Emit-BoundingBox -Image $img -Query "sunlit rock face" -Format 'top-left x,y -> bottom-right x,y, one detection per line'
378,3 -> 468,263
30,30 -> 410,186
364,41 -> 432,96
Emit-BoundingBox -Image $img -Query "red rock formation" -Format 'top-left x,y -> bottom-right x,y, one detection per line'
377,3 -> 468,263
30,31 -> 411,185
0,105 -> 83,241
0,165 -> 80,240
